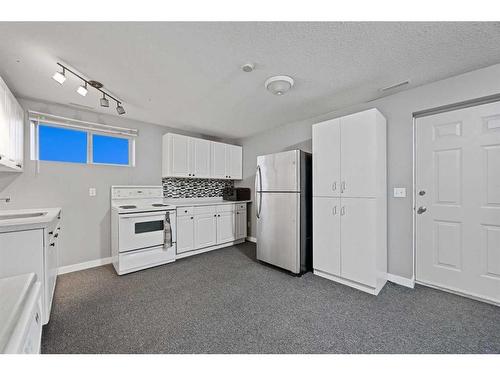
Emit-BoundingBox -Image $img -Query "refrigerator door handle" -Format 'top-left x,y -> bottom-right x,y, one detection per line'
255,165 -> 263,218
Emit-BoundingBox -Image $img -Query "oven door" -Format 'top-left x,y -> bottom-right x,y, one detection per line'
118,211 -> 167,252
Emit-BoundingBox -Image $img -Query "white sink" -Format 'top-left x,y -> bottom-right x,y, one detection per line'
0,212 -> 48,220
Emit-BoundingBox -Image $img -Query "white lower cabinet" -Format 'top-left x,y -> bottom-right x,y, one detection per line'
0,212 -> 61,325
216,211 -> 235,244
176,215 -> 195,253
194,213 -> 217,248
312,197 -> 341,276
235,209 -> 247,239
176,203 -> 247,256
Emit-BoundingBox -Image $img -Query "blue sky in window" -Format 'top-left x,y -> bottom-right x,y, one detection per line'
39,124 -> 87,163
92,134 -> 129,165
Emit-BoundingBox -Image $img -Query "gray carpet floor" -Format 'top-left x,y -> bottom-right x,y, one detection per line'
41,242 -> 500,353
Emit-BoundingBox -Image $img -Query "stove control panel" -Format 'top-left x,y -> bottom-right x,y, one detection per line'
111,186 -> 163,199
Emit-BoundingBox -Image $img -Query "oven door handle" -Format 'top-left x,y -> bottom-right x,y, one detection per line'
164,212 -> 172,249
119,211 -> 167,219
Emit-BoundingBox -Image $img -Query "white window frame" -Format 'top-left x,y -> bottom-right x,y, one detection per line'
29,115 -> 137,167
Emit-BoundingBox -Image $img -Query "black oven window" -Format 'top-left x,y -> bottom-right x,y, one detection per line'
135,220 -> 164,234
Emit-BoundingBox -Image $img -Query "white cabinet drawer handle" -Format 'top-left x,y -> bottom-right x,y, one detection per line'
340,206 -> 346,216
35,312 -> 39,324
332,206 -> 337,215
332,182 -> 337,191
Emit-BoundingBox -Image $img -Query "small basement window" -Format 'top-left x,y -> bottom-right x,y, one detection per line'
30,113 -> 137,167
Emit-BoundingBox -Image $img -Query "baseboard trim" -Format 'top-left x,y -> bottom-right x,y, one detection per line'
246,236 -> 256,243
314,269 -> 385,296
58,257 -> 112,275
387,273 -> 415,288
176,239 -> 245,260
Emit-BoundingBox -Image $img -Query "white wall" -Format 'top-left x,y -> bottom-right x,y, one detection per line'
0,98 -> 223,268
236,63 -> 500,280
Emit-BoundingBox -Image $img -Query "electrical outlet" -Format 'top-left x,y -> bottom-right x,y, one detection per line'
89,188 -> 97,197
393,187 -> 406,198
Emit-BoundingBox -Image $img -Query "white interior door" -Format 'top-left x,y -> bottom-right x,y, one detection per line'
312,196 -> 341,276
416,101 -> 500,305
312,118 -> 341,197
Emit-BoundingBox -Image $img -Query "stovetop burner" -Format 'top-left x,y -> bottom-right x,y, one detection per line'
151,203 -> 169,207
119,205 -> 137,209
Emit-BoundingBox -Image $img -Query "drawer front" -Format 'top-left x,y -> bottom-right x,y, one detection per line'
119,245 -> 175,271
216,204 -> 235,213
193,205 -> 216,215
177,206 -> 194,216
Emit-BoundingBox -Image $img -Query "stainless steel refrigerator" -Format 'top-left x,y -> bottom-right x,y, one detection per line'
255,150 -> 312,274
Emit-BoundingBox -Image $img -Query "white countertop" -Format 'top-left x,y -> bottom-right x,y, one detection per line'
0,207 -> 61,233
163,198 -> 251,208
0,273 -> 37,353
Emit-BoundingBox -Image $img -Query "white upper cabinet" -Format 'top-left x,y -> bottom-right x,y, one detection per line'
0,76 -> 23,172
163,133 -> 242,180
312,118 -> 340,197
312,108 -> 385,198
211,141 -> 226,179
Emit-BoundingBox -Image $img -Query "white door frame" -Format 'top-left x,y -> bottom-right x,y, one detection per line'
412,93 -> 500,305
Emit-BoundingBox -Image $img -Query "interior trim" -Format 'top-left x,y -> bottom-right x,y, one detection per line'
58,257 -> 112,275
413,93 -> 500,118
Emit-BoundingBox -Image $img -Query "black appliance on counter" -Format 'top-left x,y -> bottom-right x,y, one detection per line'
223,187 -> 251,201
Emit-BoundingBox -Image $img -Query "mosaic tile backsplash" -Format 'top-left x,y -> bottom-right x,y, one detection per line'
162,177 -> 234,198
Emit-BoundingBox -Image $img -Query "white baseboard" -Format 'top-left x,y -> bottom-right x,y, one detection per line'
246,236 -> 256,243
58,257 -> 112,275
387,273 -> 415,288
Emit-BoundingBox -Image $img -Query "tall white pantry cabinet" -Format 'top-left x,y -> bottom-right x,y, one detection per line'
312,108 -> 387,295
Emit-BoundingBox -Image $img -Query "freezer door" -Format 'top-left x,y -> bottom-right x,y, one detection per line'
256,192 -> 300,273
257,150 -> 299,192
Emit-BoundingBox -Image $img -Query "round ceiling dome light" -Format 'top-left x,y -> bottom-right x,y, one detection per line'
264,75 -> 294,96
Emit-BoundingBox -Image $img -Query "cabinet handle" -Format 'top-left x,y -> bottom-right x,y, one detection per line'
332,182 -> 337,191
49,231 -> 54,235
236,212 -> 239,215
50,243 -> 55,247
341,181 -> 346,193
332,206 -> 337,215
190,217 -> 193,219
214,214 -> 217,217
184,210 -> 188,213
54,233 -> 59,238
35,312 -> 39,324
340,206 -> 346,216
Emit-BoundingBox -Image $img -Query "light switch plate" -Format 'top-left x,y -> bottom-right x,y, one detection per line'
393,187 -> 406,198
89,188 -> 97,197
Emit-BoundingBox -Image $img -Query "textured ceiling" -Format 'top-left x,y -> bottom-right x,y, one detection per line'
0,22 -> 500,139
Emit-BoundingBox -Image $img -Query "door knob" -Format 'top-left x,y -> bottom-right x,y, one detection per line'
417,206 -> 427,214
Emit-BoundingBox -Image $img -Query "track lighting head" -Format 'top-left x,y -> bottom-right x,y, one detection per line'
100,94 -> 109,108
116,103 -> 125,115
77,82 -> 88,97
52,68 -> 66,85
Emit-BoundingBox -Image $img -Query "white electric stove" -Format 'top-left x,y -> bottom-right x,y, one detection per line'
111,186 -> 176,275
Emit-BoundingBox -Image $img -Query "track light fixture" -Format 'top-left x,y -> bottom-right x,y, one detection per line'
52,67 -> 66,84
100,93 -> 109,108
52,62 -> 125,115
116,103 -> 125,115
77,82 -> 88,97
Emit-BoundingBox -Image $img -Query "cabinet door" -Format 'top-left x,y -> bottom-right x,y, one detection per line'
46,232 -> 59,319
211,141 -> 226,179
170,134 -> 191,177
340,198 -> 377,287
313,197 -> 341,275
190,138 -> 211,178
0,229 -> 44,281
194,213 -> 217,249
0,81 -> 8,158
216,211 -> 235,244
227,144 -> 242,180
176,215 -> 195,253
340,111 -> 378,198
235,210 -> 247,239
313,118 -> 341,197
